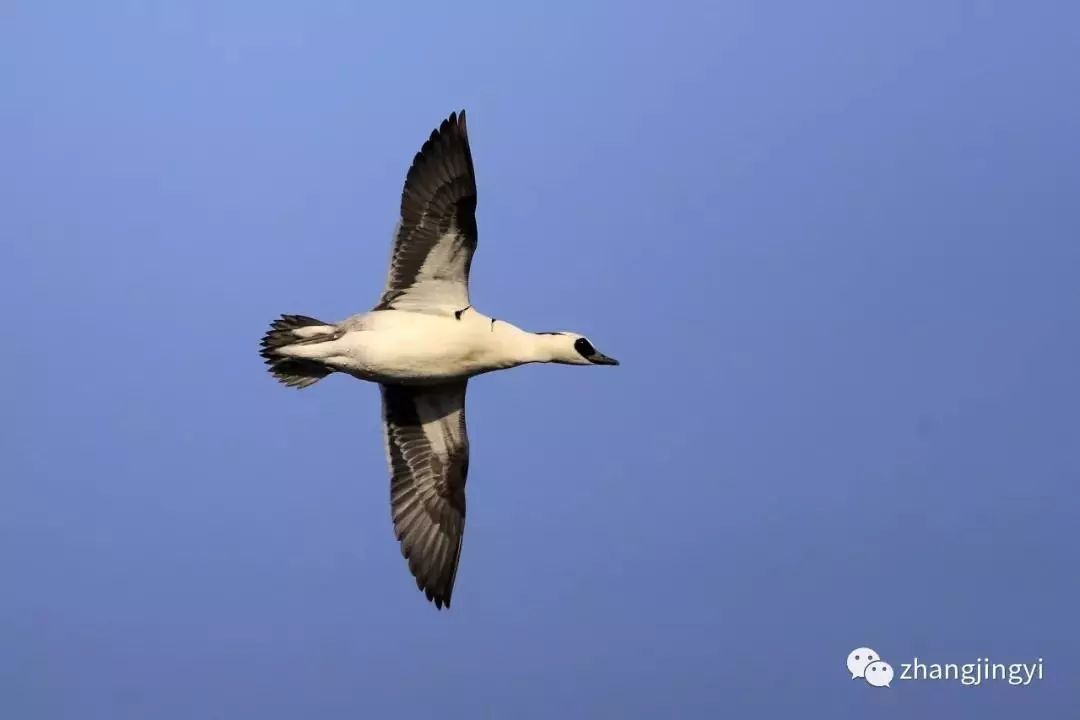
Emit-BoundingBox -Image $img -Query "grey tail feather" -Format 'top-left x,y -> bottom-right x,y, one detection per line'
260,314 -> 337,389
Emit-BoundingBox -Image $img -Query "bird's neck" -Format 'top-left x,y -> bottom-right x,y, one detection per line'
487,318 -> 557,365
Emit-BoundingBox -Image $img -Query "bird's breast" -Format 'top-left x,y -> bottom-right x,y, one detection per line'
341,312 -> 511,383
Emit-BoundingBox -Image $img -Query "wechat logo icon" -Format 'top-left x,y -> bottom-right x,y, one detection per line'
847,647 -> 893,688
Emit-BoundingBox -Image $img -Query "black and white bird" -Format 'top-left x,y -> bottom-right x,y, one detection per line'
259,111 -> 618,609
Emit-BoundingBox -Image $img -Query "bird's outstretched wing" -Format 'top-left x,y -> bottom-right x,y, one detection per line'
375,111 -> 478,314
381,381 -> 469,608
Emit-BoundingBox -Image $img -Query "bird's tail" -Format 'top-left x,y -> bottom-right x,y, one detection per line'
259,314 -> 339,389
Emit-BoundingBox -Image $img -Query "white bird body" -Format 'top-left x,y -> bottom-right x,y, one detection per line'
259,111 -> 616,609
286,308 -> 564,385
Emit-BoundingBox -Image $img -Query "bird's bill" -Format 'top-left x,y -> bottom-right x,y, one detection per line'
589,352 -> 620,366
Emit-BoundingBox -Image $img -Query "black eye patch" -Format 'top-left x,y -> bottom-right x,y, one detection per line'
574,337 -> 596,358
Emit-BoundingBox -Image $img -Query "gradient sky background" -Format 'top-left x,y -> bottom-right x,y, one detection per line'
3,1 -> 1078,717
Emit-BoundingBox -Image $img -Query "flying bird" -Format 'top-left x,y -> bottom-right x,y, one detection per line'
259,110 -> 618,609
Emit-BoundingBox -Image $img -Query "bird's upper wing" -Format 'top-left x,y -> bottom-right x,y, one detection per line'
381,381 -> 469,609
374,111 -> 478,314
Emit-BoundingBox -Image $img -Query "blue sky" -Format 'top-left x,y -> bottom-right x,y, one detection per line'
3,1 -> 1078,717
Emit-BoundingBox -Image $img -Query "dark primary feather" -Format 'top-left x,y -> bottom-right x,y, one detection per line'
375,110 -> 478,312
381,382 -> 469,609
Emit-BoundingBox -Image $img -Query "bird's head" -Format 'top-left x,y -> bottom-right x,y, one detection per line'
536,332 -> 619,366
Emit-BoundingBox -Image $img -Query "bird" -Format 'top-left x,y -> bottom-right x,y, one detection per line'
259,110 -> 618,609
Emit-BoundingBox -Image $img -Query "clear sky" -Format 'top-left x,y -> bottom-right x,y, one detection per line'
3,1 -> 1078,717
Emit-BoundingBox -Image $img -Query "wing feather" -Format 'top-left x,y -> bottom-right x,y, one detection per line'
381,381 -> 469,609
375,111 -> 478,314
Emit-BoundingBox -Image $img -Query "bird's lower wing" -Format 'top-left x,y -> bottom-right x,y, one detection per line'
381,381 -> 469,608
